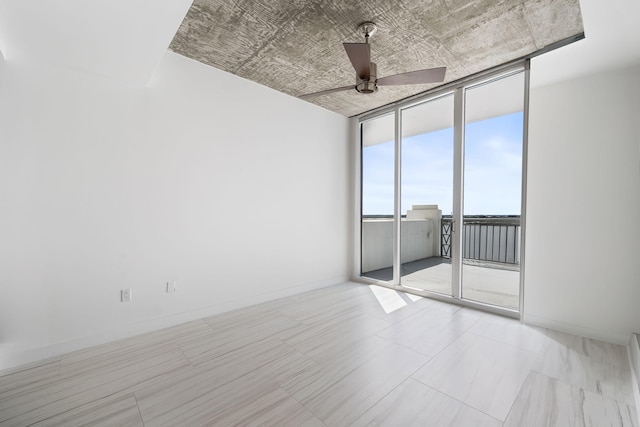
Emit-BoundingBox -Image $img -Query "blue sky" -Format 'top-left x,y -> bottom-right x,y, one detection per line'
362,112 -> 523,216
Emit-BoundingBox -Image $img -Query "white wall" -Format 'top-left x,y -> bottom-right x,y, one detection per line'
0,52 -> 350,370
525,65 -> 640,344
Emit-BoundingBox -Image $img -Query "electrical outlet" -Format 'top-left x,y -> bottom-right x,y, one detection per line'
166,281 -> 176,293
121,289 -> 132,302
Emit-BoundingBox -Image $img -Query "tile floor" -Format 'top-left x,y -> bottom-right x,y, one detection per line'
0,282 -> 637,426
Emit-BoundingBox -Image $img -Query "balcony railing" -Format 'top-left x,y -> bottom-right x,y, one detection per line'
441,216 -> 520,265
361,211 -> 521,274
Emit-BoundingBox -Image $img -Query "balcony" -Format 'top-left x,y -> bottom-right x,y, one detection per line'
362,206 -> 520,309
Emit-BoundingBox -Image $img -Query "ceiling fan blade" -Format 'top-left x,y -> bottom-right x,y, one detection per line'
299,85 -> 355,100
377,67 -> 447,86
343,43 -> 371,79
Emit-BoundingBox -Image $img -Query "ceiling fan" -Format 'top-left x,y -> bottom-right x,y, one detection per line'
300,22 -> 446,100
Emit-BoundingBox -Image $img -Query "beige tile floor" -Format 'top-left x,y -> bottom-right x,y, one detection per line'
0,282 -> 637,426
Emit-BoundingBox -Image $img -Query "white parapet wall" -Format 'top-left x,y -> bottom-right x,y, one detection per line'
361,205 -> 441,273
361,219 -> 394,273
406,205 -> 442,257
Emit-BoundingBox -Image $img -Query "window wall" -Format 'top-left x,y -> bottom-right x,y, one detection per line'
359,62 -> 529,315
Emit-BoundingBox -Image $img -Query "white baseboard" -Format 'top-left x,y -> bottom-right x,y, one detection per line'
629,333 -> 640,421
523,314 -> 629,345
0,276 -> 348,372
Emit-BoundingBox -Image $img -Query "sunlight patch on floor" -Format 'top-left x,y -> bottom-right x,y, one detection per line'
405,293 -> 423,302
368,285 -> 408,314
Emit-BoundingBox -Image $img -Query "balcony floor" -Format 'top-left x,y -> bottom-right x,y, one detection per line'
363,256 -> 520,309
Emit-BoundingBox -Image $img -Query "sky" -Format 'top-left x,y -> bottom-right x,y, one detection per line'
362,112 -> 523,216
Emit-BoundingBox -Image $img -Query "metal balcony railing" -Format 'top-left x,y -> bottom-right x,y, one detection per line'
441,216 -> 520,264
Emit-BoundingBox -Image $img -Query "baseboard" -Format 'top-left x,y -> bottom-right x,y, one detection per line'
629,333 -> 640,420
0,276 -> 349,373
522,313 -> 629,345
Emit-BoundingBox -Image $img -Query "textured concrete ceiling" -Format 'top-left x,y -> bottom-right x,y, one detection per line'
169,0 -> 583,117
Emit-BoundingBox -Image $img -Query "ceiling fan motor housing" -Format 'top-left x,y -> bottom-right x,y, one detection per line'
356,62 -> 378,93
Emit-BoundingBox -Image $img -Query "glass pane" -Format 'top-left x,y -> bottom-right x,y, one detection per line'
462,72 -> 524,309
400,94 -> 455,295
361,114 -> 395,282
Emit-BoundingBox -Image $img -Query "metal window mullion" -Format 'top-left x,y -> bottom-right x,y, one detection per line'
452,87 -> 465,300
519,60 -> 531,320
392,108 -> 402,286
356,120 -> 363,278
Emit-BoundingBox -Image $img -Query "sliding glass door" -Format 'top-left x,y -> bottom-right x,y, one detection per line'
461,72 -> 525,309
361,113 -> 395,283
400,94 -> 454,296
359,63 -> 528,314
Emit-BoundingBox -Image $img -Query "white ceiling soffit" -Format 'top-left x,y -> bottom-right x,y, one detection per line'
0,0 -> 192,86
170,0 -> 584,117
363,71 -> 525,147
